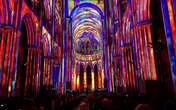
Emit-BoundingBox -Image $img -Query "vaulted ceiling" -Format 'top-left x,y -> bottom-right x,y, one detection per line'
70,3 -> 103,56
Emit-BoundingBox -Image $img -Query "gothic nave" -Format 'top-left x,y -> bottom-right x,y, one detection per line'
0,0 -> 176,110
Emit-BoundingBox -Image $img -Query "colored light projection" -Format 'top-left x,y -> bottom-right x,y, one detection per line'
161,0 -> 176,90
0,0 -> 176,97
75,32 -> 101,55
42,26 -> 52,86
70,2 -> 104,91
112,0 -> 157,93
68,0 -> 104,15
42,0 -> 63,93
0,0 -> 45,96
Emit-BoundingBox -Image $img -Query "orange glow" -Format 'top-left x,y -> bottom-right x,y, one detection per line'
144,27 -> 151,79
76,74 -> 80,90
98,70 -> 101,89
144,0 -> 147,19
72,66 -> 76,90
0,0 -> 168,95
101,69 -> 104,88
84,71 -> 87,89
139,27 -> 146,80
148,0 -> 151,19
8,85 -> 11,97
74,72 -> 77,90
92,71 -> 94,90
22,2 -> 38,24
148,26 -> 157,80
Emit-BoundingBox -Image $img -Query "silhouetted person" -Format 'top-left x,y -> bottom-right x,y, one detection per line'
135,104 -> 153,110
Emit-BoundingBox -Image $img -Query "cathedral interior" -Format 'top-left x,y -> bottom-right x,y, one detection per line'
0,0 -> 176,110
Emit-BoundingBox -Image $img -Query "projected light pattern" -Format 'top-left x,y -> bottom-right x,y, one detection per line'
161,0 -> 176,88
112,0 -> 157,93
68,0 -> 104,15
69,2 -> 104,91
0,0 -> 176,96
42,27 -> 52,86
71,6 -> 103,42
0,0 -> 41,96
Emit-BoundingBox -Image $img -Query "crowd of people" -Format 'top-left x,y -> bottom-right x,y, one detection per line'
0,89 -> 176,110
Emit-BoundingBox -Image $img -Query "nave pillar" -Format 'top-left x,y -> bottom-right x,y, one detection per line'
91,65 -> 95,91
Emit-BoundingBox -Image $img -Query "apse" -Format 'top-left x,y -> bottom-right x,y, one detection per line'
1,0 -> 176,100
70,3 -> 104,91
75,32 -> 101,55
71,3 -> 103,45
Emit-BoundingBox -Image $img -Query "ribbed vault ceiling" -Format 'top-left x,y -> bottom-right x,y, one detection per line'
71,3 -> 103,56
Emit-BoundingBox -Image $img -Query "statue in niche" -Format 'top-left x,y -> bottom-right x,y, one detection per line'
86,41 -> 90,54
90,42 -> 93,54
93,41 -> 96,53
81,41 -> 84,53
93,41 -> 96,52
84,42 -> 86,54
89,41 -> 92,54
93,42 -> 95,53
77,42 -> 80,53
78,42 -> 80,53
79,42 -> 81,53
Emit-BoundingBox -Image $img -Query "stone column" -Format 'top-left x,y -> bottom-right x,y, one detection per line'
91,65 -> 94,91
83,64 -> 87,90
98,64 -> 101,89
76,69 -> 80,90
100,65 -> 104,89
72,62 -> 76,90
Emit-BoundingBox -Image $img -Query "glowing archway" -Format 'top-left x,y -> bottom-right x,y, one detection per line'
70,3 -> 103,17
70,3 -> 104,91
70,3 -> 104,58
